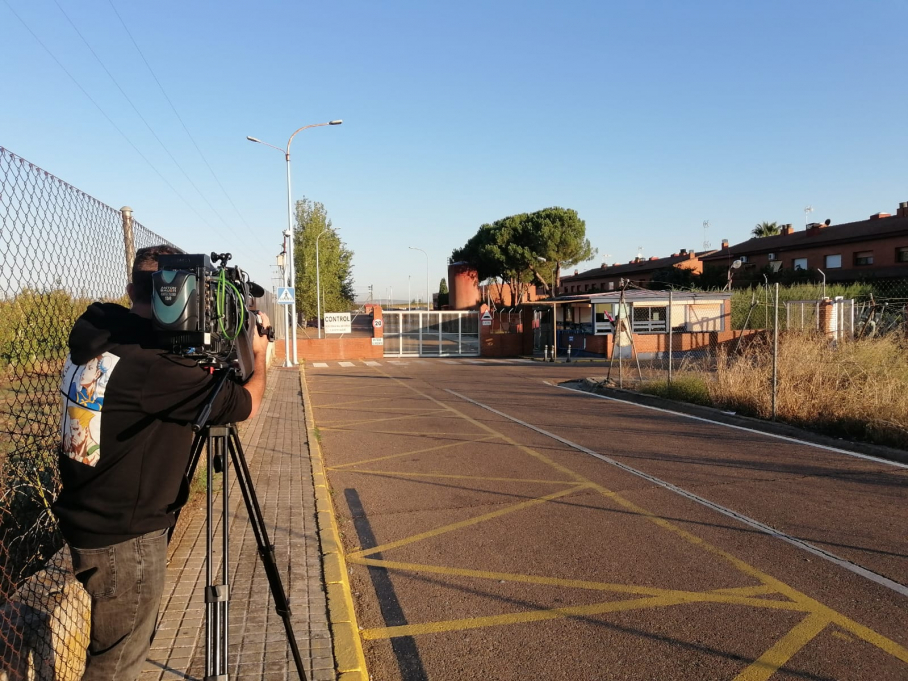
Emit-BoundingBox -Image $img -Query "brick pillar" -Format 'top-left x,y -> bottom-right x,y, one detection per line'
817,298 -> 835,338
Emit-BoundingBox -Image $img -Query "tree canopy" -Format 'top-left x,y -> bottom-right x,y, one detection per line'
752,221 -> 780,238
292,198 -> 355,320
450,207 -> 595,301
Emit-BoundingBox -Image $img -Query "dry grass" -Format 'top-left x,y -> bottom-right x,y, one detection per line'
710,333 -> 908,448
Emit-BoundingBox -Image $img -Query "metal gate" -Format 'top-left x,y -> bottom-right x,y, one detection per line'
383,311 -> 480,357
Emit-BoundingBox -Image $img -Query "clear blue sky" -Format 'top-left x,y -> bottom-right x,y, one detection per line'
3,0 -> 906,303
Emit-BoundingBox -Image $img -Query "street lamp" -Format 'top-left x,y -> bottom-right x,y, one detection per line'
537,256 -> 552,296
409,246 -> 429,311
725,259 -> 743,291
247,119 -> 343,364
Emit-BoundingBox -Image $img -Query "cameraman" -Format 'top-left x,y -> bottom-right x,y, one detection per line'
53,244 -> 271,680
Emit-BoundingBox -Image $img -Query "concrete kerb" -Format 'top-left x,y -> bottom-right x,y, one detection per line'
298,366 -> 369,681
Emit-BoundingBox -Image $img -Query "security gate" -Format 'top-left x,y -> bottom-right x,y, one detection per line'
383,311 -> 480,357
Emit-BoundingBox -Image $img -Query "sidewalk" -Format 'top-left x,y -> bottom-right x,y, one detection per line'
140,366 -> 335,681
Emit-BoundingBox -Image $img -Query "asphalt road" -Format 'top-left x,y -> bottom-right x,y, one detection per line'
305,358 -> 908,681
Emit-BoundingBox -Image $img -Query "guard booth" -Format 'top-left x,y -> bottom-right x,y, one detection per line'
382,310 -> 480,357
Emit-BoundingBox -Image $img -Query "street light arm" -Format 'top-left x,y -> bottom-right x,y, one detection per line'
246,136 -> 286,154
287,120 -> 344,155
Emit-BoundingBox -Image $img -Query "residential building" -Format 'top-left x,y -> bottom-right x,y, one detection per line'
558,249 -> 712,294
701,201 -> 908,283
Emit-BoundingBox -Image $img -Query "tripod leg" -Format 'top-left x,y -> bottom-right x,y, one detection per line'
227,426 -> 309,681
206,426 -> 231,681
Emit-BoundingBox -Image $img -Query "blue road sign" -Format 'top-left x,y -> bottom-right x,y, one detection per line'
277,287 -> 295,305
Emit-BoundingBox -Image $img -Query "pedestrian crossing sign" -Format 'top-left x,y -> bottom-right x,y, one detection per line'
277,287 -> 295,305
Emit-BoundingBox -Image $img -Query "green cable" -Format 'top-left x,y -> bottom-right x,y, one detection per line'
216,269 -> 246,340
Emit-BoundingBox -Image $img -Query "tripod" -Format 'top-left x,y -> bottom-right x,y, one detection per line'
183,369 -> 308,681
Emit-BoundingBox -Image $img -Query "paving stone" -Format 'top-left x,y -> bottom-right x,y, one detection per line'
144,367 -> 335,680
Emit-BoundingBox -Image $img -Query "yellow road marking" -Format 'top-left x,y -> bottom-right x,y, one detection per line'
350,557 -> 809,612
333,469 -> 581,485
361,594 -> 684,639
314,410 -> 451,428
316,369 -> 908,672
733,613 -> 829,681
349,484 -> 588,559
329,435 -> 500,469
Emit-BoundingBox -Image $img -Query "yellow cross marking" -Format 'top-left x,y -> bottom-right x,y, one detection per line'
313,367 -> 908,678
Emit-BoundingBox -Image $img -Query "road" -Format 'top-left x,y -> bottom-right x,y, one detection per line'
304,358 -> 908,681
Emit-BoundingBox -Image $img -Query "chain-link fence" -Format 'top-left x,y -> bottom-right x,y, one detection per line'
619,280 -> 908,449
0,146 -> 184,678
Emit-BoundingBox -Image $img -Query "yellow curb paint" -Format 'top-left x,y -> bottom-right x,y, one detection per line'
333,622 -> 366,672
299,366 -> 368,679
327,582 -> 356,624
334,468 -> 580,485
322,553 -> 346,585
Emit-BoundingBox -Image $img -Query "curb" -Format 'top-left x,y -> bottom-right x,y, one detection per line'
571,378 -> 908,466
298,366 -> 370,681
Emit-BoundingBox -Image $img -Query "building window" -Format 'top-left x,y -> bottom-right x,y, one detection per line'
608,281 -> 615,291
897,247 -> 908,263
632,305 -> 667,333
594,304 -> 615,334
585,284 -> 590,291
825,254 -> 842,269
854,251 -> 874,266
793,258 -> 808,271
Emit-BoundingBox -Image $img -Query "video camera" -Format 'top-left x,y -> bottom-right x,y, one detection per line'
151,252 -> 272,382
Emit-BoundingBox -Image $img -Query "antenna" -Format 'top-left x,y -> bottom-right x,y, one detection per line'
636,246 -> 644,259
702,220 -> 711,250
804,205 -> 814,226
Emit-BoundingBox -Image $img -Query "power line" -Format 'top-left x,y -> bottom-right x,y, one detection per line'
49,0 -> 264,251
105,0 -> 263,245
2,0 -> 215,235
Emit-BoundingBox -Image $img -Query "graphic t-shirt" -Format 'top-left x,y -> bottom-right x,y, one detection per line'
53,303 -> 253,548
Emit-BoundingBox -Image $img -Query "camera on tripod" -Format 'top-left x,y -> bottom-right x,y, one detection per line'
151,252 -> 272,382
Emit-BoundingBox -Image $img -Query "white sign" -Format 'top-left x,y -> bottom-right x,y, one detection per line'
481,311 -> 493,321
372,319 -> 383,328
276,287 -> 294,305
482,320 -> 492,326
371,337 -> 384,345
323,312 -> 352,334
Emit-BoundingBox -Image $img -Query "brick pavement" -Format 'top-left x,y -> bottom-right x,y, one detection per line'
140,367 -> 335,681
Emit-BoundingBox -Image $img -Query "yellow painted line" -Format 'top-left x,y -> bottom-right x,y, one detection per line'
348,484 -> 588,559
710,584 -> 779,598
299,366 -> 368,678
361,593 -> 701,640
321,368 -> 908,671
733,613 -> 829,681
314,410 -> 451,428
332,469 -> 581,485
330,434 -> 500,469
350,557 -> 809,612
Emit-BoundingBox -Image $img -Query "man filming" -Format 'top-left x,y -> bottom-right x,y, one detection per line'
53,244 -> 271,680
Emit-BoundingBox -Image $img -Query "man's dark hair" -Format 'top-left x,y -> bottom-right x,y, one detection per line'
131,244 -> 181,303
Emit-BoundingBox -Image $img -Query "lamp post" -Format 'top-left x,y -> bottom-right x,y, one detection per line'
725,259 -> 743,291
247,119 -> 343,364
409,246 -> 429,311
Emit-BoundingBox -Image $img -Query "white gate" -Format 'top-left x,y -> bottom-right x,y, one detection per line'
383,311 -> 480,357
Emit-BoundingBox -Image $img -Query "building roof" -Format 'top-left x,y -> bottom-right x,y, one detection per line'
700,214 -> 908,263
562,250 -> 714,282
534,290 -> 729,306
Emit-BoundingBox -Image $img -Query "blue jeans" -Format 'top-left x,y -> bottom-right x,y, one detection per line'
70,528 -> 168,681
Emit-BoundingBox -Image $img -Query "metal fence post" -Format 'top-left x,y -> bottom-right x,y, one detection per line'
668,289 -> 673,386
772,283 -> 779,421
121,205 -> 135,282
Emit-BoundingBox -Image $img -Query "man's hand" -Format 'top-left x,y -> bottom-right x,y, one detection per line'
253,311 -> 271,357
